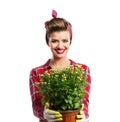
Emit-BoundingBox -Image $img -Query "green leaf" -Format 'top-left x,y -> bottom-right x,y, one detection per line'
73,102 -> 80,109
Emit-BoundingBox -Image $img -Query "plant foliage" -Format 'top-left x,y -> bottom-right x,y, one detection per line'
39,64 -> 87,111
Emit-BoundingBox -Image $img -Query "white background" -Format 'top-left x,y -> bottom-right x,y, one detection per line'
0,0 -> 120,122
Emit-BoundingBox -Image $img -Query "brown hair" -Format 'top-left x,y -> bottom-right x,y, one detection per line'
45,10 -> 72,45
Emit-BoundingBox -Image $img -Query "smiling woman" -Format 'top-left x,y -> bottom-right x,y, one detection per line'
48,31 -> 70,63
29,10 -> 91,122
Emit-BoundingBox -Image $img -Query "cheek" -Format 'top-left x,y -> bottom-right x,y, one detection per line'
49,43 -> 56,49
65,43 -> 70,49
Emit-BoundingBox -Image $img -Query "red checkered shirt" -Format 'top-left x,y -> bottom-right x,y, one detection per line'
29,59 -> 91,122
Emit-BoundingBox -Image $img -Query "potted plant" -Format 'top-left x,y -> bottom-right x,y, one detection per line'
39,64 -> 87,122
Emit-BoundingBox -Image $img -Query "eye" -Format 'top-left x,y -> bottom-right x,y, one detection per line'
63,39 -> 69,43
51,39 -> 58,43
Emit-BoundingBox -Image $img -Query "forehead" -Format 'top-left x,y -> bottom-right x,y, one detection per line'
50,31 -> 70,39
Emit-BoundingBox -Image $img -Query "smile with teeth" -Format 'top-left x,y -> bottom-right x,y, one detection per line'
55,49 -> 65,54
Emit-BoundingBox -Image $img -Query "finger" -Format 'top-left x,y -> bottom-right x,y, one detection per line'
80,110 -> 84,115
76,120 -> 82,122
81,104 -> 84,110
54,118 -> 63,121
76,114 -> 83,119
46,109 -> 61,115
45,102 -> 50,109
46,116 -> 63,121
46,114 -> 62,119
46,111 -> 62,119
54,114 -> 62,118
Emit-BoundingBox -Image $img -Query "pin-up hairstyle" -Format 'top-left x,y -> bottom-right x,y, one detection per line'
45,10 -> 72,45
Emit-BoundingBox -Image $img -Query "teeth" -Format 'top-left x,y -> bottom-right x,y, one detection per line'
56,50 -> 64,52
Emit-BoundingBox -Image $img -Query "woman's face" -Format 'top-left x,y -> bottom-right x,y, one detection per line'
48,31 -> 71,59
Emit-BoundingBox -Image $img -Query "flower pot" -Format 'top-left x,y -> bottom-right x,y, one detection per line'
60,109 -> 80,122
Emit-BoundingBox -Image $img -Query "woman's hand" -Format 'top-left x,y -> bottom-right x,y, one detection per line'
43,102 -> 63,122
76,104 -> 86,122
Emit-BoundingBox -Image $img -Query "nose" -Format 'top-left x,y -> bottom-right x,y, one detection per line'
57,42 -> 63,48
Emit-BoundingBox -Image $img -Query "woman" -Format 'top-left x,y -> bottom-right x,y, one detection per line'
29,10 -> 91,122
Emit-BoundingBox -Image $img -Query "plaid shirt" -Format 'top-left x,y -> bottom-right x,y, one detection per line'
29,59 -> 91,122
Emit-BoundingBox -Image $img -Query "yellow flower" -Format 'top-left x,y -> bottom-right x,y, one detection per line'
77,76 -> 81,80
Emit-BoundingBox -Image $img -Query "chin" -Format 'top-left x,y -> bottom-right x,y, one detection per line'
54,55 -> 66,59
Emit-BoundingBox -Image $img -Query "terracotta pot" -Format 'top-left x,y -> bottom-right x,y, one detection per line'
60,109 -> 80,122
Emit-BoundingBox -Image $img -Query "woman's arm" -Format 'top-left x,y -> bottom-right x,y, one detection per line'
29,69 -> 44,120
81,65 -> 91,118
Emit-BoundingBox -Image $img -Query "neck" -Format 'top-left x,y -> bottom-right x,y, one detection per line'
50,57 -> 70,69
